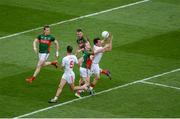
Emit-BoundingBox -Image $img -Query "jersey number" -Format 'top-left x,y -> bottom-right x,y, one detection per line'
70,60 -> 74,68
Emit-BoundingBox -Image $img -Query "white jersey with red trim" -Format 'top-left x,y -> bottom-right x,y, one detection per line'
62,55 -> 78,73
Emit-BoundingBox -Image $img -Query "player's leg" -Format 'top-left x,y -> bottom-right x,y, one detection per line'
75,77 -> 85,98
90,73 -> 100,89
26,53 -> 47,83
26,53 -> 57,83
26,58 -> 45,83
80,68 -> 94,95
80,67 -> 91,83
43,53 -> 58,68
70,83 -> 87,91
48,78 -> 67,103
90,64 -> 100,89
33,60 -> 44,77
43,61 -> 58,68
100,68 -> 112,80
74,69 -> 85,98
75,68 -> 93,97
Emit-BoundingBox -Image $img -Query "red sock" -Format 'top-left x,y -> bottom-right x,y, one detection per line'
90,83 -> 95,88
51,61 -> 57,65
101,70 -> 108,75
32,76 -> 35,81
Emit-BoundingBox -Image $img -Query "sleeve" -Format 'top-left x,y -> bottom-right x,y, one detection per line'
51,36 -> 55,42
76,39 -> 79,44
94,47 -> 104,54
37,35 -> 41,40
62,58 -> 66,67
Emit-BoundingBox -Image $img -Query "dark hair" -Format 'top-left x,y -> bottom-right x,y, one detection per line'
93,37 -> 100,45
67,45 -> 73,53
76,29 -> 83,32
43,25 -> 50,30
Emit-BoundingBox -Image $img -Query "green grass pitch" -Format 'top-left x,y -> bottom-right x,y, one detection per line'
0,0 -> 180,118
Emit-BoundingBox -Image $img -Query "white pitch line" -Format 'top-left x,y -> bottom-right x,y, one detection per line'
0,0 -> 150,40
13,68 -> 180,118
140,81 -> 180,91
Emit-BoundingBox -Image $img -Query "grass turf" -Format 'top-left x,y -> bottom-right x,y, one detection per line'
0,0 -> 180,118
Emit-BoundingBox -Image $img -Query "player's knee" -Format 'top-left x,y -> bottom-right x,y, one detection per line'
39,60 -> 46,67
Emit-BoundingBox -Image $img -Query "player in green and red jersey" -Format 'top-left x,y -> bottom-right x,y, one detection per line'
76,29 -> 89,49
26,25 -> 59,83
75,42 -> 94,97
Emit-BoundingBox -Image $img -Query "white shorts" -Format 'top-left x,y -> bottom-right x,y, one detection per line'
62,72 -> 75,84
39,53 -> 49,61
80,67 -> 91,78
37,53 -> 49,66
91,63 -> 100,75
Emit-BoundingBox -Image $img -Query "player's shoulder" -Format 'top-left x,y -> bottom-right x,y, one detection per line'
48,35 -> 55,40
62,56 -> 68,61
71,55 -> 77,59
93,45 -> 98,49
49,34 -> 54,37
94,45 -> 102,49
37,34 -> 43,38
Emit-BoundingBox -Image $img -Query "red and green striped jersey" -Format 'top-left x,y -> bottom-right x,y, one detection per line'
37,34 -> 55,53
77,37 -> 88,49
81,50 -> 93,69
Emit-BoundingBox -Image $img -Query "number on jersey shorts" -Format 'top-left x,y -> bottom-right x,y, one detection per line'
37,53 -> 49,66
62,72 -> 75,84
91,63 -> 100,75
80,67 -> 91,78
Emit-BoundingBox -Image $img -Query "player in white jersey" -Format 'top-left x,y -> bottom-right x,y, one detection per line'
90,35 -> 113,89
49,46 -> 89,103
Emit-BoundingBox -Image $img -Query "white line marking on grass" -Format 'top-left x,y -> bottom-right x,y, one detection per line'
13,68 -> 180,118
0,0 -> 150,40
140,81 -> 180,91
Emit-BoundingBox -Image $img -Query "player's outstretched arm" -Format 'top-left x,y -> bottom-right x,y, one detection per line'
104,34 -> 113,52
33,38 -> 38,54
75,48 -> 84,56
54,40 -> 59,59
101,33 -> 113,46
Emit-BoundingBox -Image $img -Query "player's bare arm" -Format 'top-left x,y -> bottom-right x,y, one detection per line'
101,33 -> 113,46
103,34 -> 113,52
54,39 -> 59,59
75,48 -> 84,56
33,38 -> 38,54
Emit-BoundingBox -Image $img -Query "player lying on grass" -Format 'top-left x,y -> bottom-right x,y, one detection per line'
76,29 -> 111,80
26,25 -> 59,83
90,34 -> 113,90
49,45 -> 93,103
